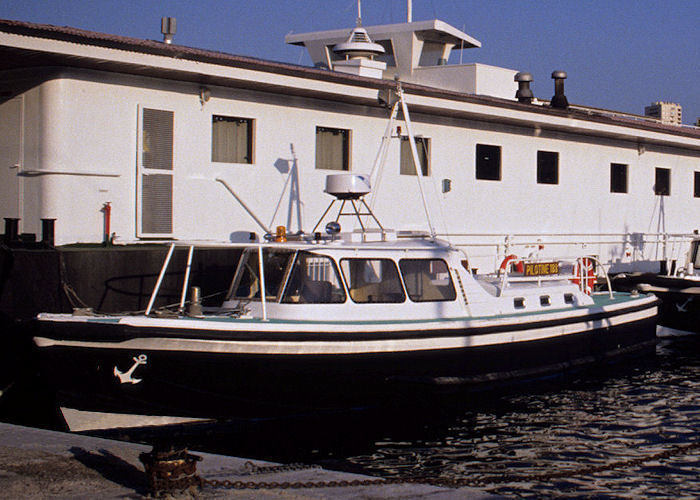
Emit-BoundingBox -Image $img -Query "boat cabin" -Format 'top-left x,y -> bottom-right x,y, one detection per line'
216,234 -> 594,323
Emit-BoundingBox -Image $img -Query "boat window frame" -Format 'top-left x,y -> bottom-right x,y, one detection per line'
398,258 -> 457,302
227,247 -> 297,302
339,257 -> 407,304
280,251 -> 347,304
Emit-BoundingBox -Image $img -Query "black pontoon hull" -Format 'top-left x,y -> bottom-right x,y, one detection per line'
613,273 -> 699,333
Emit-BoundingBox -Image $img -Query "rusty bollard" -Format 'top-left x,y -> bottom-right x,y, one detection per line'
139,444 -> 202,497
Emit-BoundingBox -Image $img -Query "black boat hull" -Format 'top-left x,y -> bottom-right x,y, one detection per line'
34,307 -> 658,420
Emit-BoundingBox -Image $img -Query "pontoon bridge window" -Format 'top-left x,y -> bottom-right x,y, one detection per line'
400,136 -> 430,176
537,151 -> 559,185
610,163 -> 628,193
399,259 -> 456,302
230,248 -> 295,301
316,126 -> 350,171
476,144 -> 501,181
694,172 -> 700,198
281,252 -> 346,304
212,115 -> 254,164
340,258 -> 405,303
654,167 -> 671,196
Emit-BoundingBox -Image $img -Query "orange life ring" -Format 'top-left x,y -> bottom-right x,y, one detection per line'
572,257 -> 596,295
500,254 -> 524,274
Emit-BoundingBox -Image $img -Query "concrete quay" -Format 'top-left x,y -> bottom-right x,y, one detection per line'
0,422 -> 498,499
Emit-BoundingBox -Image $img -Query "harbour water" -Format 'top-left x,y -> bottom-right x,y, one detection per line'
166,329 -> 699,498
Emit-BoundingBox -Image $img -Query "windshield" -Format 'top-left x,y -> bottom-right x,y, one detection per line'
281,251 -> 346,304
229,248 -> 295,301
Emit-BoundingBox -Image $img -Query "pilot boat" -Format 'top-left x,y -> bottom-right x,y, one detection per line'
33,174 -> 659,425
32,90 -> 659,427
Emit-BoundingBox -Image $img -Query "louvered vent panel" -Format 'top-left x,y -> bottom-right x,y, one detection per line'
142,109 -> 173,170
141,174 -> 173,234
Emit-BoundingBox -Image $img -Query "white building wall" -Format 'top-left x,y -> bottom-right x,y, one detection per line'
4,68 -> 699,273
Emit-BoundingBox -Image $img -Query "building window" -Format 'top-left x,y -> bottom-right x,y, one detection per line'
212,116 -> 254,163
475,144 -> 501,181
610,163 -> 628,193
694,172 -> 700,198
316,127 -> 350,170
537,151 -> 559,184
400,136 -> 430,175
655,167 -> 671,196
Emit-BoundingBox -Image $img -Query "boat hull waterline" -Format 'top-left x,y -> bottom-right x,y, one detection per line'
34,294 -> 659,420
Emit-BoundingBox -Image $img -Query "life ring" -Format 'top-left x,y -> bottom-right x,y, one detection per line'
499,254 -> 524,274
572,257 -> 596,295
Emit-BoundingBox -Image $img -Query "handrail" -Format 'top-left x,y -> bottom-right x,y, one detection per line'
178,245 -> 195,314
498,255 -> 613,298
145,243 -> 176,315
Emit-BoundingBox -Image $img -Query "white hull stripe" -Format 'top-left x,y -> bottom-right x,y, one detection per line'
34,307 -> 656,355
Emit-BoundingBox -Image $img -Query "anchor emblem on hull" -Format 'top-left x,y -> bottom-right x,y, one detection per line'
675,298 -> 692,313
114,354 -> 148,384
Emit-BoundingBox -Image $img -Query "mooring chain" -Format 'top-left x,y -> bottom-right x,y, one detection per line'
200,440 -> 700,491
240,460 -> 321,475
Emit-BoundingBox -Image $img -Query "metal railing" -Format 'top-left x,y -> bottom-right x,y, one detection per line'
497,255 -> 613,299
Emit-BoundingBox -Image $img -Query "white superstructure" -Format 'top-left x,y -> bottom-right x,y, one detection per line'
0,16 -> 698,274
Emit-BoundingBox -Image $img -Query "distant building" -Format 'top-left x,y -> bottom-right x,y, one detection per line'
645,101 -> 682,125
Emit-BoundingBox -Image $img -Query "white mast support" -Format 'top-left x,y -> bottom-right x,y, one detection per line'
257,245 -> 268,321
407,0 -> 412,22
357,0 -> 362,26
216,178 -> 272,235
368,100 -> 400,204
146,243 -> 176,316
178,245 -> 195,313
398,89 -> 437,239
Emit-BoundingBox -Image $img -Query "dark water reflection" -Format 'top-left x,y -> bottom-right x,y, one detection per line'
333,333 -> 700,498
96,332 -> 699,498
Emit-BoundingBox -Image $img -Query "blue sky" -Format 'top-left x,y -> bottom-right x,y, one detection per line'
1,0 -> 698,123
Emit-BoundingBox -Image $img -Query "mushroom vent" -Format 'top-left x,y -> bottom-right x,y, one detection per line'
325,174 -> 371,200
333,27 -> 385,60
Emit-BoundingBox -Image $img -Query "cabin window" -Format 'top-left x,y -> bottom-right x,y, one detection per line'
654,167 -> 671,196
316,127 -> 350,170
212,116 -> 254,163
281,252 -> 346,304
694,172 -> 700,198
564,293 -> 574,304
340,258 -> 405,303
475,144 -> 501,181
610,163 -> 628,193
400,136 -> 430,175
399,259 -> 456,302
540,295 -> 551,306
513,297 -> 526,309
230,249 -> 295,301
537,151 -> 559,184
